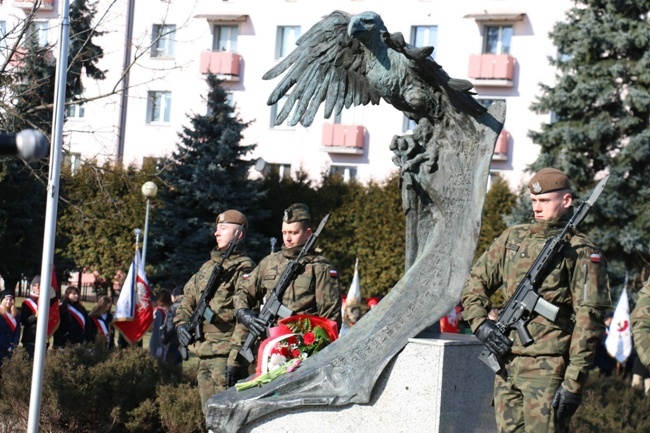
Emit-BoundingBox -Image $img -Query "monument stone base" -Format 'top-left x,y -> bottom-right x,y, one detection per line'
235,332 -> 497,433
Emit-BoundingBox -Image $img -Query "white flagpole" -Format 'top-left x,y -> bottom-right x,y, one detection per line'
27,0 -> 70,431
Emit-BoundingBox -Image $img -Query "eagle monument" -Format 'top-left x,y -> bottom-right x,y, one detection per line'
206,10 -> 505,432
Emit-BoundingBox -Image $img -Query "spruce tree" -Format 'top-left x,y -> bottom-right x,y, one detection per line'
528,0 -> 650,284
152,75 -> 263,286
475,174 -> 517,261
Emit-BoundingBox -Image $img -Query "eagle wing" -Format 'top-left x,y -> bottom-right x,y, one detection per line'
263,10 -> 381,127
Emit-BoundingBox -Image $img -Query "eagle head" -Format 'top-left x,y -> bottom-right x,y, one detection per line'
347,11 -> 386,42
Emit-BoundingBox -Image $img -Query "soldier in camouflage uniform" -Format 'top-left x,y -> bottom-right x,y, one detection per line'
461,168 -> 611,433
631,277 -> 650,386
174,210 -> 255,410
234,203 -> 342,347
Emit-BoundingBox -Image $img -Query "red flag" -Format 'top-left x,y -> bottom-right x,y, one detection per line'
113,251 -> 153,344
48,266 -> 60,338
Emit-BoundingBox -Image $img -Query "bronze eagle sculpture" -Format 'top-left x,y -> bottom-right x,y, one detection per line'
263,10 -> 486,127
206,10 -> 504,432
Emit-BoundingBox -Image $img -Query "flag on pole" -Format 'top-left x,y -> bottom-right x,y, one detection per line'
346,258 -> 361,302
342,258 -> 361,316
48,266 -> 61,339
113,250 -> 153,344
605,288 -> 632,362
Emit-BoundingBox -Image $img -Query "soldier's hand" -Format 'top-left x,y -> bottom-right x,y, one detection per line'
236,309 -> 267,337
475,320 -> 512,358
176,323 -> 192,348
225,364 -> 246,387
552,385 -> 582,431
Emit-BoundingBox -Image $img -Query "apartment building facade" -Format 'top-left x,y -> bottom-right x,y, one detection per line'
1,0 -> 572,189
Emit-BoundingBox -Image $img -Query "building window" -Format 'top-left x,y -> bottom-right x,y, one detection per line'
275,26 -> 300,59
151,24 -> 176,58
264,163 -> 291,179
483,25 -> 512,54
329,165 -> 357,182
411,25 -> 437,59
63,152 -> 81,174
146,91 -> 172,123
212,25 -> 238,52
270,95 -> 292,128
0,22 -> 7,57
477,98 -> 506,110
208,92 -> 234,116
65,102 -> 85,119
403,116 -> 417,133
27,21 -> 49,48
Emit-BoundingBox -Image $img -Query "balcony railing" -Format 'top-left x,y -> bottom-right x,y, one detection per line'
321,123 -> 365,154
13,0 -> 54,10
199,51 -> 241,79
493,130 -> 509,161
468,54 -> 515,87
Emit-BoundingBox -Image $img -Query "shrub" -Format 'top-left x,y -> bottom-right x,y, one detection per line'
0,342 -> 203,433
572,372 -> 650,432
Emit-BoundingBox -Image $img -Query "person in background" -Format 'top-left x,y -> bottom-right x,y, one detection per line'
54,286 -> 91,348
21,275 -> 58,357
461,168 -> 611,433
88,295 -> 115,349
161,285 -> 184,366
339,299 -> 363,337
149,289 -> 172,360
0,289 -> 20,363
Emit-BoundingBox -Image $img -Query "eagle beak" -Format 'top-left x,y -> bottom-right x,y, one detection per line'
347,18 -> 364,38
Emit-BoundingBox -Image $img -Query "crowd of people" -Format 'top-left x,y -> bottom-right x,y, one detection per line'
0,273 -> 186,366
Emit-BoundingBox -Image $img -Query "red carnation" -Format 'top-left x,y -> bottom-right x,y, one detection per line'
303,332 -> 315,345
291,349 -> 301,358
287,336 -> 299,346
280,346 -> 291,357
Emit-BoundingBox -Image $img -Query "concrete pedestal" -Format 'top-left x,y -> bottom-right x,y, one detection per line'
239,333 -> 497,433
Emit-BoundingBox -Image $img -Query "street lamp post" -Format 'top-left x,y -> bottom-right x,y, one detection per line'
141,181 -> 158,267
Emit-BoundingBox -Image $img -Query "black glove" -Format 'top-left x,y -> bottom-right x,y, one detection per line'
475,320 -> 512,358
236,308 -> 267,337
225,364 -> 246,387
552,385 -> 582,431
176,323 -> 192,348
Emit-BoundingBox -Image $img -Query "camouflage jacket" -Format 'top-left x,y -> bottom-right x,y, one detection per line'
461,209 -> 611,394
234,244 -> 342,330
174,246 -> 255,367
632,278 -> 650,368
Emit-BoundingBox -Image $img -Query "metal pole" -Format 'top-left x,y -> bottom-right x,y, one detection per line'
27,0 -> 70,431
116,0 -> 135,162
142,198 -> 151,266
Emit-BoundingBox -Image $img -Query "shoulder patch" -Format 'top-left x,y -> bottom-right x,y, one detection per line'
590,253 -> 601,263
330,269 -> 338,278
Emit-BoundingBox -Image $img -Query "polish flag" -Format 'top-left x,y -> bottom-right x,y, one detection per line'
113,250 -> 153,344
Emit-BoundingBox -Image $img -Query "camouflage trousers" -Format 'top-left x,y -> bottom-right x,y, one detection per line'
493,355 -> 565,433
197,355 -> 228,410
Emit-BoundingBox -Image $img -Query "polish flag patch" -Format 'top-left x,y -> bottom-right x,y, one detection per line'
330,269 -> 338,278
590,253 -> 601,263
242,273 -> 250,280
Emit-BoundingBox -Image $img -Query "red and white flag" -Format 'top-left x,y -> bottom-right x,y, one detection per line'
605,288 -> 632,362
113,250 -> 153,344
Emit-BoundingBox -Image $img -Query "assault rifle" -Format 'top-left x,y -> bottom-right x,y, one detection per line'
479,176 -> 609,377
239,214 -> 330,363
178,231 -> 240,361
